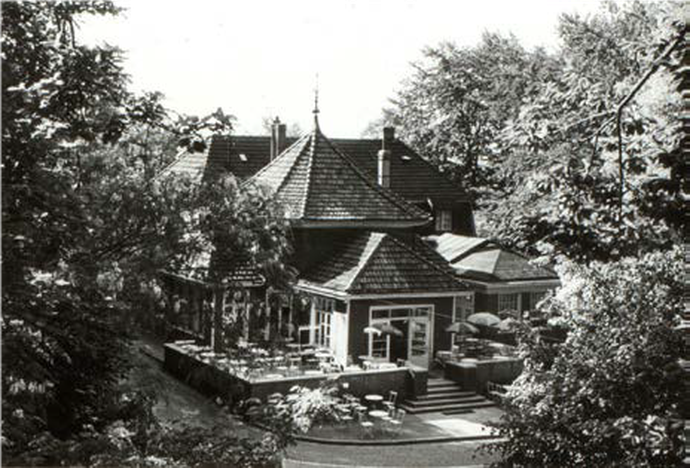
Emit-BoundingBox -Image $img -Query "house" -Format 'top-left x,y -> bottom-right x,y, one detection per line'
425,233 -> 561,321
159,110 -> 477,369
158,109 -> 557,371
243,113 -> 473,368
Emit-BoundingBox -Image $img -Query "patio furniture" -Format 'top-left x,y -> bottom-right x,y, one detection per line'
383,391 -> 398,411
368,409 -> 388,419
487,381 -> 508,402
364,394 -> 383,409
360,420 -> 374,439
388,408 -> 406,434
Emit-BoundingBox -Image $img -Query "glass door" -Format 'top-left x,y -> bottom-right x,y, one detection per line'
409,317 -> 430,368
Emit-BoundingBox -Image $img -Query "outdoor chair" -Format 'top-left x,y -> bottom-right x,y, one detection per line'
383,391 -> 398,411
388,408 -> 406,435
487,382 -> 507,402
360,420 -> 374,439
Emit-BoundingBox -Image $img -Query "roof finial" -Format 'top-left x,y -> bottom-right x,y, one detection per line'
313,73 -> 320,128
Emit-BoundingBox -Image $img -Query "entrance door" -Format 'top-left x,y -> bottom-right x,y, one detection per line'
409,317 -> 430,368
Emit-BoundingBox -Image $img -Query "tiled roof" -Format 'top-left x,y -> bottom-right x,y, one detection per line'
159,233 -> 265,288
426,234 -> 558,282
167,134 -> 469,206
333,139 -> 469,206
246,126 -> 430,227
299,231 -> 467,295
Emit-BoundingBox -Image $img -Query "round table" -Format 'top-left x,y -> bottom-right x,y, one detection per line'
368,410 -> 388,419
364,394 -> 383,409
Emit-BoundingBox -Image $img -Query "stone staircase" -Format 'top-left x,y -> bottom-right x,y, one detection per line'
400,377 -> 495,415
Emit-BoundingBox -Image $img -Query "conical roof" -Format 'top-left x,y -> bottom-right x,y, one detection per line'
247,124 -> 430,228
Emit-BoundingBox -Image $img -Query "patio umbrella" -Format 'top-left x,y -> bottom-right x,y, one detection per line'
374,322 -> 404,337
467,312 -> 501,327
497,317 -> 520,331
363,326 -> 382,336
445,321 -> 479,335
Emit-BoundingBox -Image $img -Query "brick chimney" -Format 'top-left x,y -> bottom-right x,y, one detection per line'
377,127 -> 394,187
270,117 -> 287,160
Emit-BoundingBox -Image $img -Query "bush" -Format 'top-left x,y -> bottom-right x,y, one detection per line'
486,249 -> 685,467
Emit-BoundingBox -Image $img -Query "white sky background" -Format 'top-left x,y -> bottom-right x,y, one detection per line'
78,0 -> 602,137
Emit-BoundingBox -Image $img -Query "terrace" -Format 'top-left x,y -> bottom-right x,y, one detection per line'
163,339 -> 428,403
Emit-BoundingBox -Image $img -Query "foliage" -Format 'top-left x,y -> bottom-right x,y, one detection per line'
2,2 -> 288,465
485,249 -> 685,467
256,383 -> 345,434
384,32 -> 560,190
479,0 -> 685,260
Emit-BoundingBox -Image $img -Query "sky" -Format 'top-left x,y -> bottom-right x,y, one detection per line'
78,0 -> 603,137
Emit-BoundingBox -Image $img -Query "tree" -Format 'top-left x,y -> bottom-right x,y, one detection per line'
486,249 -> 685,467
385,32 -> 559,191
1,2 -> 289,465
480,0 -> 685,262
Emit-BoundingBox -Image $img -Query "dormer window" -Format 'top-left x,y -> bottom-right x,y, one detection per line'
435,210 -> 452,232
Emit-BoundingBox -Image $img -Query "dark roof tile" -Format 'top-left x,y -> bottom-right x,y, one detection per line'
300,231 -> 467,295
247,126 -> 430,227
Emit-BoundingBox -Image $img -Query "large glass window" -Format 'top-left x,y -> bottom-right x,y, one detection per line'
530,291 -> 547,310
435,210 -> 452,232
314,310 -> 331,348
453,294 -> 474,322
371,334 -> 389,358
498,293 -> 519,313
313,296 -> 334,348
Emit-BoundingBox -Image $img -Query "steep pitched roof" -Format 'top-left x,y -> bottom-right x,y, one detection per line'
158,134 -> 469,208
299,231 -> 467,295
246,126 -> 430,228
426,233 -> 558,282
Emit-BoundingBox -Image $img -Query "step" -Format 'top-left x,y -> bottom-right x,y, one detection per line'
400,400 -> 496,415
427,385 -> 463,394
404,395 -> 487,408
415,390 -> 477,401
427,378 -> 457,386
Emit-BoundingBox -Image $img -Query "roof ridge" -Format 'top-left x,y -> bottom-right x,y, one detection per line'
449,237 -> 491,264
387,234 -> 467,288
319,133 -> 430,222
344,232 -> 386,292
244,133 -> 311,189
301,128 -> 319,219
154,146 -> 205,181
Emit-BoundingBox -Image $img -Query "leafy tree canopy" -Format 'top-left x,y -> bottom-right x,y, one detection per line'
487,248 -> 685,467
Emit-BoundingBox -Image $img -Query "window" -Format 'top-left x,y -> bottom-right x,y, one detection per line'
313,296 -> 334,348
371,334 -> 389,358
314,310 -> 331,348
453,294 -> 474,322
530,291 -> 547,310
498,293 -> 519,313
435,210 -> 452,232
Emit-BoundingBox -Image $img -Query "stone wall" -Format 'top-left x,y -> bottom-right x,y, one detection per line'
444,358 -> 523,394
